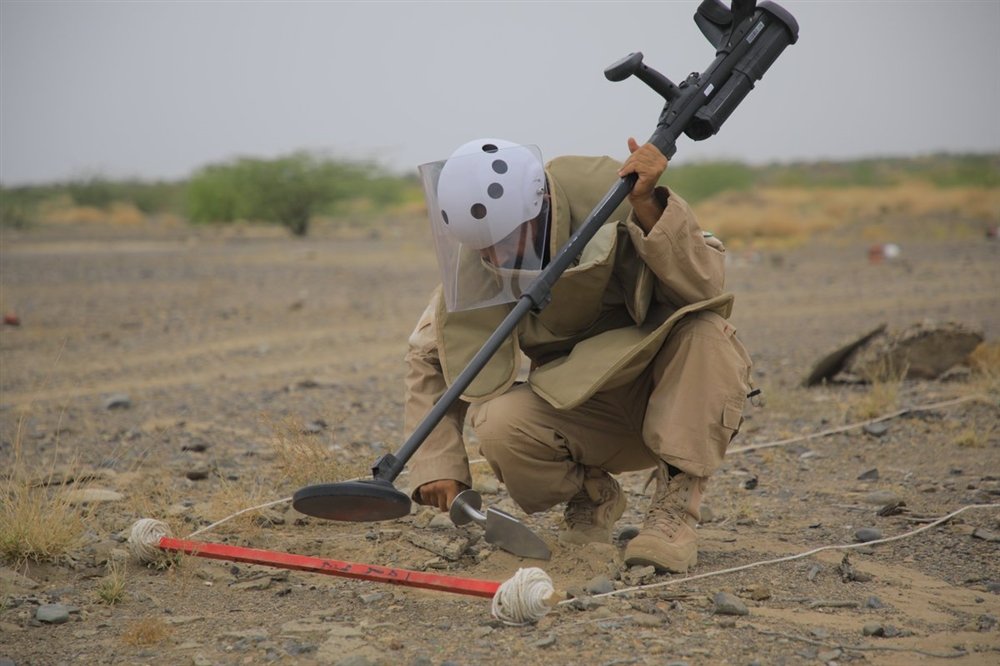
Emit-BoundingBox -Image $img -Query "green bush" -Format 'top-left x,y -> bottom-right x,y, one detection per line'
185,152 -> 401,235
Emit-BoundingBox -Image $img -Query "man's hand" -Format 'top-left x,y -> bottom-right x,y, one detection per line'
618,137 -> 668,233
416,479 -> 469,511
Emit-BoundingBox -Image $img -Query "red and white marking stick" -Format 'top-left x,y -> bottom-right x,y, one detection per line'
158,536 -> 501,598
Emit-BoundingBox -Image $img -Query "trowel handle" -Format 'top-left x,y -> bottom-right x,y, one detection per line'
449,489 -> 486,527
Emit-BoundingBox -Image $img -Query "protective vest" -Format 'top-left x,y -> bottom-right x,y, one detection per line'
434,155 -> 734,410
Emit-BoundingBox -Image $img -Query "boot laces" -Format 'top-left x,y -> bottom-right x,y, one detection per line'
643,469 -> 690,537
564,491 -> 597,528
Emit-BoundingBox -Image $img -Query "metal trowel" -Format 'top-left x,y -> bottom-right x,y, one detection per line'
449,489 -> 551,560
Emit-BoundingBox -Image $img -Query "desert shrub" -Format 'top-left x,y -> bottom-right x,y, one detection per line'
185,152 -> 403,236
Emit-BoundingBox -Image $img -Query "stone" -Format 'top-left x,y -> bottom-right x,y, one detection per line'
616,525 -> 640,541
863,490 -> 901,505
585,575 -> 615,595
712,591 -> 749,616
857,468 -> 880,481
232,577 -> 272,591
862,623 -> 885,636
103,393 -> 131,410
972,528 -> 1000,543
36,604 -> 71,624
66,488 -> 124,505
863,423 -> 890,437
854,527 -> 883,543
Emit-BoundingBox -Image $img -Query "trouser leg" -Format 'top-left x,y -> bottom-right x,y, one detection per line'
640,310 -> 752,478
468,383 -> 655,514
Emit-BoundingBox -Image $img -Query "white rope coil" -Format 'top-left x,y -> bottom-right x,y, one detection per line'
128,518 -> 173,566
491,567 -> 556,625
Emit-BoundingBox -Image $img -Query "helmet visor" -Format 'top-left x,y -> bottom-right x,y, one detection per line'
419,145 -> 548,312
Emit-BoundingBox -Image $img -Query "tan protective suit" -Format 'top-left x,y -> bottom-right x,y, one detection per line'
405,155 -> 752,513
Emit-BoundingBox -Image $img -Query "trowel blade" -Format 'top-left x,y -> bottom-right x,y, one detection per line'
484,507 -> 551,560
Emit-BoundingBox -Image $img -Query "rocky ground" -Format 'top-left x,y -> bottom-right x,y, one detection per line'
1,214 -> 998,665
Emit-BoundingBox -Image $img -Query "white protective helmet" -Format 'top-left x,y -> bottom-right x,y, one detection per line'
435,138 -> 546,250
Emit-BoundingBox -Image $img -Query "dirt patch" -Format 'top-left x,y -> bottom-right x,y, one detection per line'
2,219 -> 998,665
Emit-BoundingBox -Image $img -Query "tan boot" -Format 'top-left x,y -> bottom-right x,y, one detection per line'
558,468 -> 626,545
624,462 -> 705,573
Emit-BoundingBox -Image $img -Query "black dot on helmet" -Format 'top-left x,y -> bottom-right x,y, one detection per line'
471,203 -> 487,220
441,210 -> 449,225
487,183 -> 504,199
481,144 -> 499,154
492,160 -> 508,174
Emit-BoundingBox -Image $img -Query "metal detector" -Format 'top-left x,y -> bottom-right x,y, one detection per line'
293,0 -> 799,523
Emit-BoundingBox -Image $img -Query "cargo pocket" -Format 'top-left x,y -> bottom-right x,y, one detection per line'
721,395 -> 745,444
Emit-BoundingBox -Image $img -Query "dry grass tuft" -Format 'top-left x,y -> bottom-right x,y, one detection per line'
265,415 -> 365,487
0,419 -> 88,565
952,428 -> 984,449
96,559 -> 128,605
121,617 -> 171,646
850,358 -> 907,421
968,342 -> 1000,396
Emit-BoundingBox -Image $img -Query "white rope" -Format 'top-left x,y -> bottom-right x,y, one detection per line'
491,567 -> 557,625
128,517 -> 174,566
578,503 -> 1000,603
174,394 -> 987,538
729,394 -> 987,455
186,496 -> 293,539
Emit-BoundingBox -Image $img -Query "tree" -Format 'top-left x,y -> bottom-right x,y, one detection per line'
186,152 -> 378,236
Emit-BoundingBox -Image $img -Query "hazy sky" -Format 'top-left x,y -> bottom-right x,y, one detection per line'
2,1 -> 998,185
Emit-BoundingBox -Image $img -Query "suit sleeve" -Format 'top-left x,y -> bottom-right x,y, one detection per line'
403,289 -> 473,501
623,186 -> 726,305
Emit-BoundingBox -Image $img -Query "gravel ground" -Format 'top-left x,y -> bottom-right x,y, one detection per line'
1,215 -> 998,665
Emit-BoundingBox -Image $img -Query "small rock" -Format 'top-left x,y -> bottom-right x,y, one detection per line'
978,614 -> 998,632
359,592 -> 384,604
616,525 -> 640,541
742,475 -> 758,490
427,513 -> 454,530
624,565 -> 657,586
103,393 -> 132,410
585,575 -> 615,596
862,622 -> 885,637
743,584 -> 771,601
817,649 -> 842,662
857,468 -> 880,481
699,504 -> 716,523
854,527 -> 883,543
865,596 -> 886,609
716,616 -> 737,628
231,578 -> 272,592
185,465 -> 212,481
986,582 -> 1000,594
972,528 -> 1000,543
863,489 -> 901,505
36,604 -> 71,624
66,488 -> 124,505
532,634 -> 556,648
863,423 -> 889,437
712,591 -> 749,616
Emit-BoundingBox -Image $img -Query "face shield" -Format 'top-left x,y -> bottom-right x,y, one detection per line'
418,139 -> 549,312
